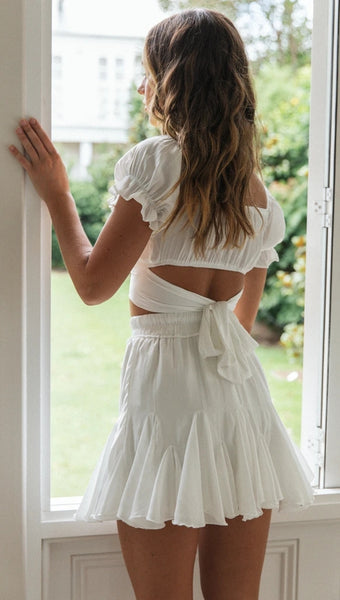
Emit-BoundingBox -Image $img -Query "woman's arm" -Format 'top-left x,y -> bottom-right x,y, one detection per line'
234,267 -> 267,333
50,194 -> 152,304
9,119 -> 152,304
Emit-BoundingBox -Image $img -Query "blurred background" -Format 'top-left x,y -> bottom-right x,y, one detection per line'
50,0 -> 313,498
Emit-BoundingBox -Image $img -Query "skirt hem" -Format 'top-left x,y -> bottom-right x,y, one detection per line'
75,498 -> 315,530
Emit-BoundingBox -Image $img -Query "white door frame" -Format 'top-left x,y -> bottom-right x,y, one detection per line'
1,1 -> 340,599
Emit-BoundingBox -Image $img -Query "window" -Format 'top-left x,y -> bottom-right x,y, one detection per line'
49,1 -> 315,504
98,56 -> 108,80
52,55 -> 63,79
113,93 -> 123,118
98,88 -> 109,119
300,0 -> 340,488
44,0 -> 336,510
115,56 -> 124,79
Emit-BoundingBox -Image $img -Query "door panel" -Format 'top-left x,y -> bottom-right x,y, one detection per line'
43,520 -> 340,600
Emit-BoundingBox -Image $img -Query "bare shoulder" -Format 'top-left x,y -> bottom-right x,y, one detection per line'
248,174 -> 267,209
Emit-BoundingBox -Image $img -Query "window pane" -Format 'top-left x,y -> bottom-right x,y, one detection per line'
51,275 -> 130,496
50,0 -> 312,499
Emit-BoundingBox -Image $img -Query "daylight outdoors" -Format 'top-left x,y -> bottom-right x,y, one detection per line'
51,0 -> 312,498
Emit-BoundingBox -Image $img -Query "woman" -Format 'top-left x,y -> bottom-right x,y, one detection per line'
9,9 -> 313,600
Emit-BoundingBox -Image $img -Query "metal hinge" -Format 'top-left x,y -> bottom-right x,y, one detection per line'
307,428 -> 325,468
314,187 -> 333,228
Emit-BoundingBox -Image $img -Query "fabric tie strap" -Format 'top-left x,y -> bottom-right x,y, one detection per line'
198,302 -> 258,384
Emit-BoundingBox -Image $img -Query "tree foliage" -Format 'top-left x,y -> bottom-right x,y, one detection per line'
128,85 -> 160,144
157,0 -> 311,68
278,235 -> 306,359
52,147 -> 126,268
255,64 -> 310,327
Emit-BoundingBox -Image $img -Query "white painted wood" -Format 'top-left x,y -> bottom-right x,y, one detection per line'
324,0 -> 340,487
300,0 -> 336,482
24,0 -> 52,593
269,521 -> 340,600
1,1 -> 340,599
43,535 -> 135,600
43,520 -> 340,600
0,0 -> 51,599
259,539 -> 298,600
0,1 -> 35,598
72,553 -> 134,600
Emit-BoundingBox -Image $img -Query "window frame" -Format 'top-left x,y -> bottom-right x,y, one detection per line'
45,0 -> 340,524
300,0 -> 340,489
1,0 -> 340,539
323,0 -> 340,488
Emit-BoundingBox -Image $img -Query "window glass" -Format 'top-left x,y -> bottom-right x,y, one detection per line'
50,0 -> 313,499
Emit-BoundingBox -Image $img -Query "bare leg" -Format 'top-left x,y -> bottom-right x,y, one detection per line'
198,509 -> 271,600
117,519 -> 200,600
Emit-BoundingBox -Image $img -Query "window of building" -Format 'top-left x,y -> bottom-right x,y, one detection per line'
115,56 -> 124,79
52,54 -> 63,80
98,56 -> 108,81
98,88 -> 109,119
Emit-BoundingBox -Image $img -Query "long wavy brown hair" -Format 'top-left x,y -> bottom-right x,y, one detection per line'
144,9 -> 261,255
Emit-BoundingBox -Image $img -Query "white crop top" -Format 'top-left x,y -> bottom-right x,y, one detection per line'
108,135 -> 285,311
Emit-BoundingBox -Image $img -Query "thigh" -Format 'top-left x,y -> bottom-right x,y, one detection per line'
198,510 -> 271,600
117,519 -> 200,600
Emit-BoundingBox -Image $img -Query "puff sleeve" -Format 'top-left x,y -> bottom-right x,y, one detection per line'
107,135 -> 182,230
254,193 -> 286,268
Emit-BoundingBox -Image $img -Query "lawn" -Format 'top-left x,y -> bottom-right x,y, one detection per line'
51,271 -> 303,498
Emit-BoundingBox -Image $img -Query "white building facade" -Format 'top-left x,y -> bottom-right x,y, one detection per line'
52,3 -> 144,178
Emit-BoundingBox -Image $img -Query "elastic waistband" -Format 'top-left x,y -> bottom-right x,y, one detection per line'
130,311 -> 203,337
130,304 -> 258,384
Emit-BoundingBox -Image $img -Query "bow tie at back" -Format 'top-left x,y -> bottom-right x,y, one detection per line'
198,302 -> 258,384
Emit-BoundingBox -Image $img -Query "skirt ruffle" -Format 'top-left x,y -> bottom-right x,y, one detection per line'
75,311 -> 314,529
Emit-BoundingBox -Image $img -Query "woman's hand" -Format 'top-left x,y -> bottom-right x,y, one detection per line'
8,117 -> 152,305
9,118 -> 70,204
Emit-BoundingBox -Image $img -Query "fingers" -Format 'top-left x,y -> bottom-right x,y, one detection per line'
9,117 -> 57,171
9,144 -> 32,172
15,123 -> 40,162
18,119 -> 50,159
28,119 -> 56,154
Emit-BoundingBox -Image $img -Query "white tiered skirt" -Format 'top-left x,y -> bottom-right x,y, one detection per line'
75,309 -> 314,529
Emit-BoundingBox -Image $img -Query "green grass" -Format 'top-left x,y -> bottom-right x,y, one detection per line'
51,271 -> 131,497
51,271 -> 303,498
255,345 -> 302,443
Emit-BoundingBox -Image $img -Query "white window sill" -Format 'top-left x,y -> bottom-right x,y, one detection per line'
40,489 -> 340,539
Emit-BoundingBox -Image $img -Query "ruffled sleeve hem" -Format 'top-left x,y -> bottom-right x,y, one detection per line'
253,192 -> 285,269
107,136 -> 181,231
114,176 -> 163,231
253,248 -> 279,269
107,185 -> 118,211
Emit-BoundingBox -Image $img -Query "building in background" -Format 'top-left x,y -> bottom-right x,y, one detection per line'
52,0 -> 144,179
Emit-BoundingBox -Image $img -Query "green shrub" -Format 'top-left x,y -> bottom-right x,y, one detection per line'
51,179 -> 108,268
278,235 -> 306,359
257,173 -> 308,327
255,64 -> 310,328
51,148 -> 126,268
